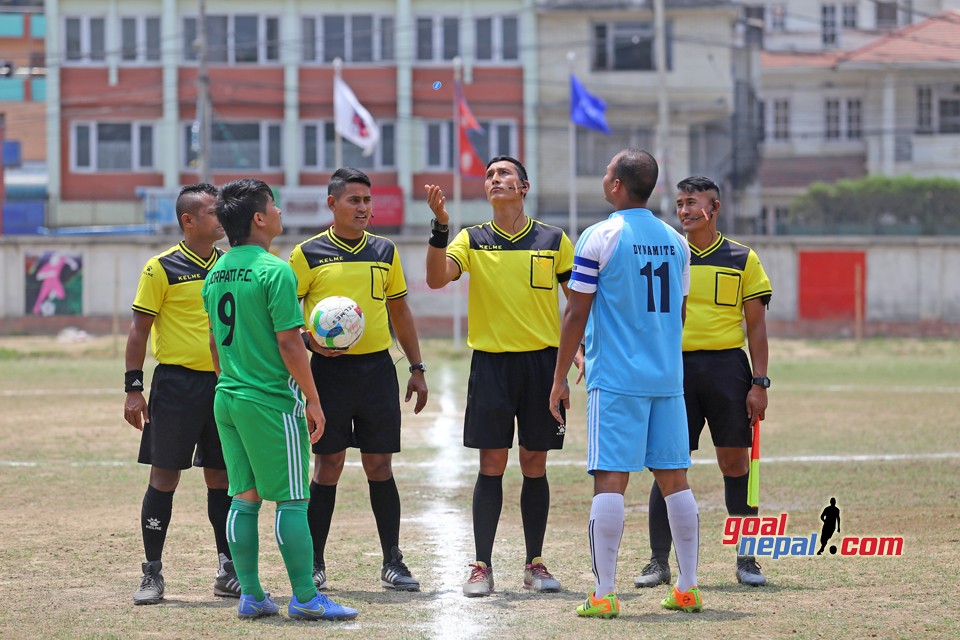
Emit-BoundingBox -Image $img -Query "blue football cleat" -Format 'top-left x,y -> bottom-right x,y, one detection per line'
237,592 -> 279,619
288,592 -> 359,621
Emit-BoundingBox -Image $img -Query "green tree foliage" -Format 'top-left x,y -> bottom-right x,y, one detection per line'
787,176 -> 960,235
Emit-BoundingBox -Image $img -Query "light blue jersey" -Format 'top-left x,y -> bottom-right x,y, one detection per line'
570,209 -> 690,397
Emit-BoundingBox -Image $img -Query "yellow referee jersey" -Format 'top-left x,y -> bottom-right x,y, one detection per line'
131,241 -> 223,371
683,233 -> 772,352
289,229 -> 407,355
447,217 -> 573,353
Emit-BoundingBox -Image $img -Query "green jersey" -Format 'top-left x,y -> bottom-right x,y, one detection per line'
202,245 -> 305,413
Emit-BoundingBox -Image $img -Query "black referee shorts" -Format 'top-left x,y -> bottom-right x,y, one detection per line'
463,347 -> 565,452
683,349 -> 753,450
138,364 -> 225,470
310,349 -> 401,455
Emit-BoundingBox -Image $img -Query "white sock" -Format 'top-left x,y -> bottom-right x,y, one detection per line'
665,489 -> 700,592
588,493 -> 625,596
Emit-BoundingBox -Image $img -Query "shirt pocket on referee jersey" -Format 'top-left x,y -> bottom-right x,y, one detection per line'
530,255 -> 555,290
714,271 -> 742,307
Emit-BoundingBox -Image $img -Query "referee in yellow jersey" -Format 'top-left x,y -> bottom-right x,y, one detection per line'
289,167 -> 427,593
633,176 -> 772,589
425,156 -> 575,597
123,183 -> 239,604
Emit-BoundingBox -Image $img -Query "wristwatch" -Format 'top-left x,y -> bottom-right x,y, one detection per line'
430,218 -> 449,232
751,376 -> 771,389
409,362 -> 427,373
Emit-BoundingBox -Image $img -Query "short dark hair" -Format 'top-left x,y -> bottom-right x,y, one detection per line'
676,176 -> 721,197
216,178 -> 273,247
175,183 -> 217,230
328,167 -> 371,198
485,155 -> 528,184
612,149 -> 658,203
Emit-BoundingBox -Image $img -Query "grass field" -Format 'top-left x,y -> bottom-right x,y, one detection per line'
1,336 -> 958,640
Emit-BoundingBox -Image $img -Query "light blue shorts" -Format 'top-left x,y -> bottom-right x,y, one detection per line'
585,388 -> 690,474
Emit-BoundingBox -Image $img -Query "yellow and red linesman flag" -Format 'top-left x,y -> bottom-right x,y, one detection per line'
747,418 -> 761,508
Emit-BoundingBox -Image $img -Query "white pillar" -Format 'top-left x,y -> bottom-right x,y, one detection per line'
882,73 -> 896,176
161,0 -> 179,189
522,0 -> 539,212
45,0 -> 61,221
107,0 -> 119,86
282,0 -> 299,187
396,0 -> 414,221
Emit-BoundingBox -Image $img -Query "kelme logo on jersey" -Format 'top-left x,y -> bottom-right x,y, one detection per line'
721,499 -> 903,559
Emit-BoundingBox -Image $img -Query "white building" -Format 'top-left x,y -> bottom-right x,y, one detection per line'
748,1 -> 960,233
534,0 -> 748,228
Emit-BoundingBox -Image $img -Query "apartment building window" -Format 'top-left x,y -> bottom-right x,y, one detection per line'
302,121 -> 396,170
875,2 -> 898,29
772,99 -> 790,141
121,16 -> 161,63
847,98 -> 862,139
475,16 -> 519,62
757,100 -> 766,141
593,21 -> 672,71
470,121 -> 515,161
576,126 -> 652,175
821,5 -> 838,47
941,99 -> 960,134
743,6 -> 765,48
64,16 -> 105,63
416,16 -> 460,62
769,4 -> 786,31
72,122 -> 154,171
302,15 -> 394,63
825,99 -> 841,140
183,122 -> 282,170
842,3 -> 858,29
182,15 -> 280,65
423,120 -> 516,169
916,86 -> 933,133
825,98 -> 862,141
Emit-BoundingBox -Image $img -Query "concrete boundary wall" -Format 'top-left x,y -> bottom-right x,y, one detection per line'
3,234 -> 960,336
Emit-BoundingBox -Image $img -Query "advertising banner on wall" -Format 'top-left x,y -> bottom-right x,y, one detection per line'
25,251 -> 83,316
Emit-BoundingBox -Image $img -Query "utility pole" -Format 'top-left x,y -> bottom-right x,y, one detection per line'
653,0 -> 671,216
196,0 -> 211,183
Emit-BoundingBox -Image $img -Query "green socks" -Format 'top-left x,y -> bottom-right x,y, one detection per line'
276,500 -> 318,603
227,498 -> 264,600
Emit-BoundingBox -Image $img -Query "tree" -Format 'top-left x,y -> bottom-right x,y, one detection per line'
788,176 -> 960,235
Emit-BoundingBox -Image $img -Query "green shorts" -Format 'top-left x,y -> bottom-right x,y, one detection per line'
214,390 -> 310,502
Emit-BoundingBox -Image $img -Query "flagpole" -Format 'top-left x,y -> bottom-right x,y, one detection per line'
452,56 -> 463,350
333,56 -> 343,169
567,51 -> 578,243
653,0 -> 671,216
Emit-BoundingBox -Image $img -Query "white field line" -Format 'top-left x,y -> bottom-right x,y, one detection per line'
4,450 -> 960,469
4,382 -> 960,399
411,367 -> 485,640
2,388 -> 118,396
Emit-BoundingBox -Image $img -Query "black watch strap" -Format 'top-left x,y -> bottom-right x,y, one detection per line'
409,362 -> 426,373
430,218 -> 449,232
751,376 -> 771,389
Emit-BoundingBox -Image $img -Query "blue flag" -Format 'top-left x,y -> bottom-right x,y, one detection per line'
570,74 -> 610,134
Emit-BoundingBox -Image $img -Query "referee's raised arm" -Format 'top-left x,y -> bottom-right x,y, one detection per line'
424,184 -> 461,289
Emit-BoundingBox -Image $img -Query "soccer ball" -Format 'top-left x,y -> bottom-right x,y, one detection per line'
308,296 -> 365,350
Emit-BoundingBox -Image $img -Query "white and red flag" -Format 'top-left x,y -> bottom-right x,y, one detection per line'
334,76 -> 380,157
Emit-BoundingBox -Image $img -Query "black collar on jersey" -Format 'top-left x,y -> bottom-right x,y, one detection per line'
325,229 -> 368,254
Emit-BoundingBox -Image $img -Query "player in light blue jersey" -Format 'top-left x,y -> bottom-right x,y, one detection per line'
550,149 -> 703,618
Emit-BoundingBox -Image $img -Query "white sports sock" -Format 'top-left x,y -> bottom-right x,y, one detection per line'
588,493 -> 625,596
665,489 -> 700,593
